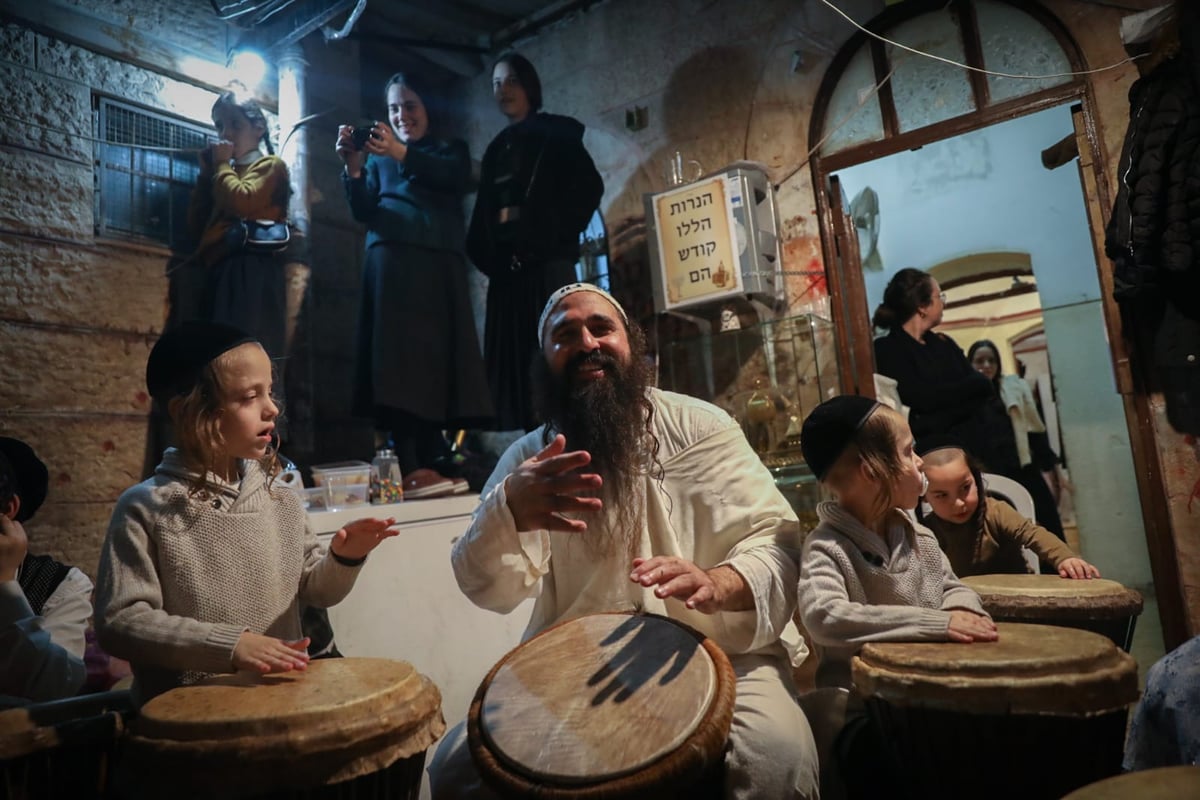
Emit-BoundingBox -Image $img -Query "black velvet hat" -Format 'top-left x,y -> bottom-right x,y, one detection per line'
0,437 -> 49,522
800,395 -> 880,480
146,321 -> 256,402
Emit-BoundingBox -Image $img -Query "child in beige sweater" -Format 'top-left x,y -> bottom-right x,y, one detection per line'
95,321 -> 399,704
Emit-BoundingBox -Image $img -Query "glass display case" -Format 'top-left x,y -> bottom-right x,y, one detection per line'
658,313 -> 838,524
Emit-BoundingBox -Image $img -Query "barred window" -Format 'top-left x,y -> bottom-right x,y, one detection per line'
94,97 -> 212,251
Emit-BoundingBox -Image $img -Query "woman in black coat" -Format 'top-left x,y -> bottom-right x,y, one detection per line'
467,53 -> 604,432
338,72 -> 492,484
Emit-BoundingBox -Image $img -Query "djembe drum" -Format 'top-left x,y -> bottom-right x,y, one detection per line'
120,657 -> 444,799
962,574 -> 1143,651
468,612 -> 735,799
852,622 -> 1138,800
1060,766 -> 1200,800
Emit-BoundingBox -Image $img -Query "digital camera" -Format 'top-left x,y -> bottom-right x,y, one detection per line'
351,125 -> 379,150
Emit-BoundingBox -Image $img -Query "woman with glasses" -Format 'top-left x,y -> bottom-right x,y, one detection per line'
871,267 -> 996,458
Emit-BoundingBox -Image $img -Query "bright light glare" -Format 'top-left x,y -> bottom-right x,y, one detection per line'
230,49 -> 267,87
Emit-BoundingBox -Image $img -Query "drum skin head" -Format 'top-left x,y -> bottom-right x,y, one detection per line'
851,622 -> 1138,716
127,658 -> 445,796
962,575 -> 1144,620
1059,766 -> 1200,800
473,613 -> 734,789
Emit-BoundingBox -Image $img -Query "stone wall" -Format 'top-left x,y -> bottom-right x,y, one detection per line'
0,1 -> 372,578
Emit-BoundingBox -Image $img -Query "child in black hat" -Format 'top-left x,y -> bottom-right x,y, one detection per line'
94,321 -> 401,705
796,395 -> 995,799
0,437 -> 94,703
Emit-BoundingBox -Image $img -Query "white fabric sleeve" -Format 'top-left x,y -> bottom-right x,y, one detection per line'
39,567 -> 93,659
450,476 -> 550,614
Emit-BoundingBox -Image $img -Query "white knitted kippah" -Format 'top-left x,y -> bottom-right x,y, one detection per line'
537,282 -> 630,341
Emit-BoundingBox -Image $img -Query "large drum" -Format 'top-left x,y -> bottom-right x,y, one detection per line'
852,622 -> 1138,800
120,657 -> 445,799
468,612 -> 735,799
962,574 -> 1144,651
1060,766 -> 1200,800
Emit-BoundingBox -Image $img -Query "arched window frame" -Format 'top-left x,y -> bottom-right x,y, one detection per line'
810,0 -> 1088,171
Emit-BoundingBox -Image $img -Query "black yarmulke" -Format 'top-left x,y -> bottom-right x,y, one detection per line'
0,437 -> 49,522
146,321 -> 256,402
800,395 -> 880,480
915,434 -> 966,458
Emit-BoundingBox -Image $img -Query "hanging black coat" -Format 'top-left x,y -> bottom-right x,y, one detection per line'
1105,51 -> 1200,434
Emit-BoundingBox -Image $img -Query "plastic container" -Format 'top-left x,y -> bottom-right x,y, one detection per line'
326,482 -> 370,510
303,485 -> 331,512
310,461 -> 371,488
310,461 -> 371,511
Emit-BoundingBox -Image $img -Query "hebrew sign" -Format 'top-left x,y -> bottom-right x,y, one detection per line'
654,175 -> 741,306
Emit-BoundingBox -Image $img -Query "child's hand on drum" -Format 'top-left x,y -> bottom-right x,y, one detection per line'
330,517 -> 400,560
233,633 -> 311,674
1058,557 -> 1100,580
946,610 -> 998,643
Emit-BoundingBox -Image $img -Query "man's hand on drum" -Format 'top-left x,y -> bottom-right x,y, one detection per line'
233,632 -> 311,674
504,434 -> 603,533
330,517 -> 401,561
1058,557 -> 1101,580
629,557 -> 753,613
946,610 -> 999,643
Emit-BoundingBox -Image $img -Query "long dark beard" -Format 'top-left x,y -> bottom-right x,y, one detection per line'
532,331 -> 657,556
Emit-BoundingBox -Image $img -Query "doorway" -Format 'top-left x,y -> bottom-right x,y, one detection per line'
807,0 -> 1172,662
835,105 -> 1152,587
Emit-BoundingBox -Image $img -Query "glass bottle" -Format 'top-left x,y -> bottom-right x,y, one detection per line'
371,448 -> 403,505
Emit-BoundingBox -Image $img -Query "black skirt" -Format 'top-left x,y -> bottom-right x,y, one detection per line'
206,250 -> 287,361
352,242 -> 493,429
484,257 -> 578,432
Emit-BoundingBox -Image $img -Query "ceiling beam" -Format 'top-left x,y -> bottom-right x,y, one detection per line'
488,0 -> 605,51
0,0 -> 246,96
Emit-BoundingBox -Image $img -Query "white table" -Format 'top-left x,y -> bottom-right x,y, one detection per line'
310,495 -> 534,798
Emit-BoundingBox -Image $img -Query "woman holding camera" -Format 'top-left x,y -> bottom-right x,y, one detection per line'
338,72 -> 492,492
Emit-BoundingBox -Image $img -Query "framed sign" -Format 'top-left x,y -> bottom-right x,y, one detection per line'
652,175 -> 742,309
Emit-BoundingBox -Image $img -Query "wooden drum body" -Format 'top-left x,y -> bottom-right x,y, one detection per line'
122,657 -> 445,800
0,690 -> 133,800
852,622 -> 1138,800
468,612 -> 735,800
962,574 -> 1143,651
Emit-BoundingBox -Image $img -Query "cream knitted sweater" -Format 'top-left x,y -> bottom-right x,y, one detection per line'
95,449 -> 361,703
798,501 -> 987,689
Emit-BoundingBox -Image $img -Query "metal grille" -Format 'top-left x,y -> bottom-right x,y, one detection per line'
94,97 -> 212,251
